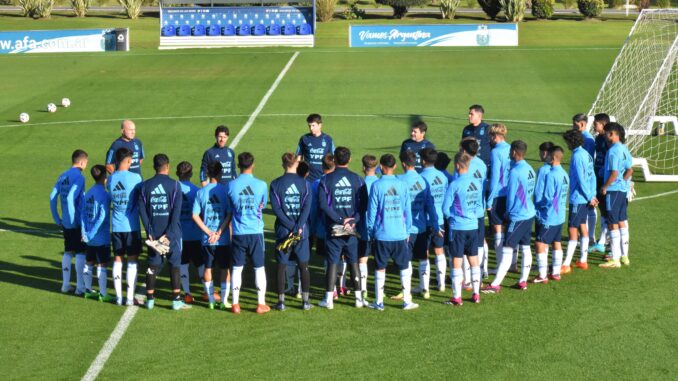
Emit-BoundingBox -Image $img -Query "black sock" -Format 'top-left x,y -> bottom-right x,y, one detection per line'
350,262 -> 361,294
299,262 -> 310,293
146,266 -> 158,295
326,263 -> 338,292
277,263 -> 287,295
170,266 -> 181,291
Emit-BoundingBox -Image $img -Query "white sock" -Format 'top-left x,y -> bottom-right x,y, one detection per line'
598,217 -> 608,245
400,266 -> 412,304
126,262 -> 137,300
620,227 -> 630,258
564,240 -> 577,266
97,266 -> 107,296
519,245 -> 532,283
84,264 -> 94,291
494,233 -> 503,270
325,291 -> 334,304
483,242 -> 489,274
255,266 -> 267,305
113,262 -> 123,300
470,266 -> 481,295
452,268 -> 463,298
537,253 -> 547,279
203,280 -> 214,303
419,259 -> 429,291
74,254 -> 85,293
61,252 -> 73,290
580,237 -> 589,263
197,265 -> 205,280
222,281 -> 230,303
231,266 -> 243,305
552,250 -> 563,275
435,254 -> 446,289
359,263 -> 368,293
491,247 -> 514,287
477,247 -> 485,275
180,264 -> 191,294
462,256 -> 471,285
375,271 -> 385,304
511,247 -> 519,268
610,230 -> 622,261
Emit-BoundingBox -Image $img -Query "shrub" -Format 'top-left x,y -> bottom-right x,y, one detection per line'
477,0 -> 502,19
501,0 -> 526,21
376,0 -> 428,19
342,0 -> 365,20
440,0 -> 461,19
607,0 -> 623,8
19,0 -> 54,18
657,0 -> 670,8
577,0 -> 603,18
118,0 -> 143,19
316,0 -> 337,22
634,0 -> 650,9
563,0 -> 576,8
531,0 -> 554,19
70,0 -> 91,17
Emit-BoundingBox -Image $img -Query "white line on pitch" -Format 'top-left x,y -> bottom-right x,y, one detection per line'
633,188 -> 678,201
81,307 -> 138,381
229,51 -> 299,149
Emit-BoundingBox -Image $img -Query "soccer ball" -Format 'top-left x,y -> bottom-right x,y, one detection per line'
61,98 -> 71,108
47,103 -> 57,113
19,113 -> 29,123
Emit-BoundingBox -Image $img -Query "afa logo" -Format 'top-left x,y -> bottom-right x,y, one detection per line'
134,143 -> 139,151
476,25 -> 490,46
321,140 -> 326,147
480,127 -> 485,136
227,150 -> 232,158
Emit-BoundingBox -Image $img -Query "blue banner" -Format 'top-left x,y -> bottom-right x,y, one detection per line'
0,29 -> 127,54
349,24 -> 518,48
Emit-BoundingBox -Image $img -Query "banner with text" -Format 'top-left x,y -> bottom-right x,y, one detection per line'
349,24 -> 518,48
0,29 -> 128,54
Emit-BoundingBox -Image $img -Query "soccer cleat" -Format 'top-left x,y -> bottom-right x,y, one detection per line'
99,294 -> 116,303
333,290 -> 339,300
621,256 -> 630,266
514,281 -> 527,291
509,265 -> 519,273
126,298 -> 137,307
295,292 -> 302,299
146,299 -> 155,310
213,292 -> 221,303
444,297 -> 463,306
116,297 -> 123,306
172,300 -> 192,310
463,283 -> 472,291
220,301 -> 232,309
533,276 -> 549,284
438,286 -> 446,293
368,302 -> 385,311
471,293 -> 480,304
390,292 -> 404,300
61,286 -> 75,294
302,302 -> 313,311
482,272 -> 489,280
599,260 -> 621,268
575,261 -> 589,270
74,290 -> 84,297
548,274 -> 561,281
481,285 -> 501,294
84,291 -> 99,300
403,301 -> 419,310
184,294 -> 194,304
590,243 -> 606,253
231,304 -> 241,314
361,298 -> 371,308
422,290 -> 431,300
318,300 -> 334,310
256,304 -> 271,314
274,302 -> 286,311
603,254 -> 612,262
209,302 -> 215,310
561,265 -> 572,274
339,287 -> 350,296
355,300 -> 363,308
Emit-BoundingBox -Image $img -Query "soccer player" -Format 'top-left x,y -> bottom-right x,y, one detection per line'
590,113 -> 611,253
226,152 -> 269,314
357,154 -> 379,303
296,114 -> 335,182
270,153 -> 313,311
533,146 -> 569,283
138,154 -> 188,310
366,154 -> 417,311
81,165 -> 113,302
107,148 -> 143,306
599,123 -> 633,268
561,130 -> 598,273
105,120 -> 144,176
443,152 -> 483,305
50,149 -> 88,294
486,123 -> 511,273
318,147 -> 364,309
435,152 -> 454,184
400,121 -> 436,172
200,125 -> 237,186
572,113 -> 597,248
462,105 -> 492,173
419,148 -> 448,291
176,161 -> 205,304
192,161 -> 232,310
483,140 -> 536,293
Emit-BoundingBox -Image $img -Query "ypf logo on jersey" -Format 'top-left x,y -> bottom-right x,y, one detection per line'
112,181 -> 129,205
334,177 -> 353,206
284,183 -> 301,216
150,184 -> 169,216
238,186 -> 257,210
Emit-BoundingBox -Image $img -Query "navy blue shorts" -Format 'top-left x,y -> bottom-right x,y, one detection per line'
86,245 -> 111,264
596,177 -> 608,218
202,245 -> 231,269
359,239 -> 373,258
181,240 -> 203,266
428,227 -> 445,249
568,203 -> 590,228
621,197 -> 628,221
147,249 -> 181,268
314,238 -> 327,257
489,197 -> 507,226
374,240 -> 410,270
409,232 -> 429,260
448,229 -> 478,259
276,237 -> 310,265
505,218 -> 534,247
477,217 -> 485,247
606,191 -> 627,225
231,234 -> 265,268
535,222 -> 563,245
112,231 -> 142,256
63,228 -> 86,253
325,235 -> 358,265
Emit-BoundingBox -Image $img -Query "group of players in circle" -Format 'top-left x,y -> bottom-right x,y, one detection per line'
49,106 -> 633,313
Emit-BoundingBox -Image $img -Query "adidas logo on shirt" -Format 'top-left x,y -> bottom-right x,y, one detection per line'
528,171 -> 535,180
335,177 -> 351,187
239,186 -> 254,196
285,184 -> 300,195
114,182 -> 125,192
151,185 -> 166,195
432,176 -> 443,186
208,194 -> 220,205
410,181 -> 423,192
63,177 -> 70,185
474,170 -> 482,179
386,186 -> 398,196
467,182 -> 479,192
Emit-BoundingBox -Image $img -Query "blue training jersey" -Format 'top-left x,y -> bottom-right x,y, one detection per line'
179,181 -> 202,241
107,170 -> 142,232
534,163 -> 551,223
49,167 -> 86,229
227,173 -> 267,235
443,173 -> 483,231
487,141 -> 511,206
106,137 -> 144,176
309,178 -> 325,239
420,167 -> 448,227
81,184 -> 111,246
296,132 -> 335,182
200,145 -> 237,184
536,165 -> 569,226
397,170 -> 437,234
269,173 -> 312,240
400,139 -> 436,173
453,156 -> 487,215
193,182 -> 231,246
594,134 -> 607,179
604,142 -> 632,192
318,167 -> 364,229
367,175 -> 411,241
582,131 -> 595,159
358,174 -> 379,240
138,174 -> 183,254
462,122 -> 492,169
506,159 -> 536,221
569,146 -> 596,205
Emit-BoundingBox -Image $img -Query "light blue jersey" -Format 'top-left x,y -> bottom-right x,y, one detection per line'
487,141 -> 511,206
193,183 -> 231,246
179,181 -> 202,241
227,173 -> 267,235
420,167 -> 448,227
506,160 -> 536,221
624,145 -> 633,191
569,146 -> 596,205
49,167 -> 86,229
358,174 -> 379,240
397,170 -> 437,234
536,165 -> 569,226
443,173 -> 483,231
534,163 -> 551,222
604,142 -> 631,192
107,170 -> 142,233
367,175 -> 411,241
81,184 -> 111,246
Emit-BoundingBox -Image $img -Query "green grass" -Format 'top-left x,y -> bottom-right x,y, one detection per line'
1,13 -> 678,380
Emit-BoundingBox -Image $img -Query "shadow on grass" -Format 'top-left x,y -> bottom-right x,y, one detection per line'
0,218 -> 62,239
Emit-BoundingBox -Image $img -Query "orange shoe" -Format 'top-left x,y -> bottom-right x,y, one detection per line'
213,291 -> 221,303
232,303 -> 241,314
561,265 -> 572,274
256,304 -> 270,314
184,294 -> 194,304
575,261 -> 589,270
201,293 -> 209,302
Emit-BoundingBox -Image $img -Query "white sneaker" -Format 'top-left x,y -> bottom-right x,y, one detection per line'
361,298 -> 371,308
318,300 -> 334,310
403,301 -> 419,310
437,285 -> 446,292
355,300 -> 364,308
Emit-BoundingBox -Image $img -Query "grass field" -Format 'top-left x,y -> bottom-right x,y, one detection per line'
1,12 -> 678,380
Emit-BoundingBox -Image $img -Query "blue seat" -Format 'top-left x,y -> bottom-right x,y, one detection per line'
177,25 -> 191,37
299,23 -> 312,35
253,24 -> 266,36
192,25 -> 206,36
222,25 -> 236,36
161,25 -> 175,37
237,25 -> 251,36
207,25 -> 220,36
268,24 -> 281,36
282,25 -> 296,36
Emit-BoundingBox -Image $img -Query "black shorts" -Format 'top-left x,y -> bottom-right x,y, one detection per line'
409,232 -> 429,260
489,197 -> 507,226
276,237 -> 310,265
232,234 -> 265,268
505,218 -> 534,247
314,237 -> 327,257
201,245 -> 231,269
374,240 -> 410,270
535,222 -> 563,245
477,217 -> 486,246
568,204 -> 590,228
606,191 -> 627,225
448,229 -> 478,259
112,231 -> 142,256
326,235 -> 358,265
358,239 -> 373,258
63,228 -> 86,253
86,245 -> 111,264
181,240 -> 203,266
428,227 -> 445,249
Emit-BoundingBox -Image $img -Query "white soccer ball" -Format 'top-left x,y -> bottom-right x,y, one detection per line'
47,103 -> 57,113
61,98 -> 71,108
19,113 -> 29,123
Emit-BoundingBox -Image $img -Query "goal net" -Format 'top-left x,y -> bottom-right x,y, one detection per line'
588,9 -> 678,181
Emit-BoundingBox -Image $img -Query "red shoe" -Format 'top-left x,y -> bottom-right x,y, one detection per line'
481,284 -> 501,294
339,287 -> 350,296
201,293 -> 210,302
184,294 -> 194,304
575,261 -> 589,270
471,293 -> 480,304
561,265 -> 572,274
333,290 -> 339,300
533,276 -> 549,284
231,303 -> 241,314
514,281 -> 527,290
548,274 -> 561,281
256,304 -> 270,314
463,283 -> 472,291
444,297 -> 463,306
